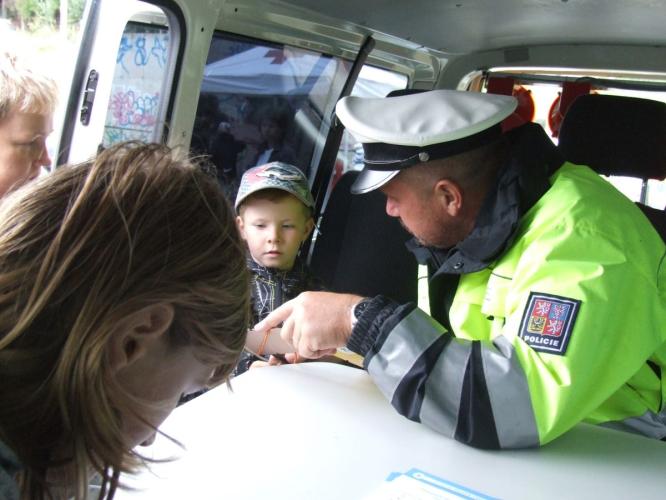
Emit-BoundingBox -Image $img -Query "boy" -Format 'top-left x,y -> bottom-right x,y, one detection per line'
233,161 -> 321,375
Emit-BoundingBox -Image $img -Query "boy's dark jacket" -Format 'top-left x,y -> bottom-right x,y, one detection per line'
233,256 -> 323,375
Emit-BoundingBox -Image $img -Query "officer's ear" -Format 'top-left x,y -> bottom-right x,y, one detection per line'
433,178 -> 463,216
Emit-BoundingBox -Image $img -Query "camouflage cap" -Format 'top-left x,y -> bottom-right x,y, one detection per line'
234,162 -> 314,211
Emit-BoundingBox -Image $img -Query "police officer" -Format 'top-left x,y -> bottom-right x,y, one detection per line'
255,89 -> 666,449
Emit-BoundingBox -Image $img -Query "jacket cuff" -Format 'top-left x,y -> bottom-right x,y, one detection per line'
347,295 -> 400,356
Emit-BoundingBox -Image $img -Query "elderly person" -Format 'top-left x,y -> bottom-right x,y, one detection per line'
0,50 -> 57,198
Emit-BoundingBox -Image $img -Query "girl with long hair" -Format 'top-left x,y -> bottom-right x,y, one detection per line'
0,142 -> 250,499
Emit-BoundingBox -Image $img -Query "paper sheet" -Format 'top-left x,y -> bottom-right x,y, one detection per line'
364,469 -> 498,500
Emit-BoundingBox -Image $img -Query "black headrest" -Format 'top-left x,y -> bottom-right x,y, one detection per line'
558,94 -> 666,180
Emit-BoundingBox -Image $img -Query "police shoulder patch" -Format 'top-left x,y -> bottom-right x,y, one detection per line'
518,292 -> 581,356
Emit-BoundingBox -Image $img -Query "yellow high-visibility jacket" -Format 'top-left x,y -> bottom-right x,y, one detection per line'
348,125 -> 666,448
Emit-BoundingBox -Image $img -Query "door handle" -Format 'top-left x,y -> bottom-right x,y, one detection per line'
80,69 -> 99,125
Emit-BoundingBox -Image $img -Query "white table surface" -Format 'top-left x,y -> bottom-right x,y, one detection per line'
114,362 -> 666,500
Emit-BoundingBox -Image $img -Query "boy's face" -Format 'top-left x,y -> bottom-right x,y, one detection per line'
237,194 -> 314,271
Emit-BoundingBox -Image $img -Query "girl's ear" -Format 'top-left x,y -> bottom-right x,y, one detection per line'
107,303 -> 175,373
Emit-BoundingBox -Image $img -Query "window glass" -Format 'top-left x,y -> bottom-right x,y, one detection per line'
192,33 -> 356,201
103,18 -> 170,146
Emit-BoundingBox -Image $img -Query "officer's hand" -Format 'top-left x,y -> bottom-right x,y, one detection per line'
254,291 -> 364,359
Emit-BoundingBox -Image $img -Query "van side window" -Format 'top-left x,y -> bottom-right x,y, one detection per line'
192,33 -> 407,201
103,13 -> 171,146
192,33 -> 347,199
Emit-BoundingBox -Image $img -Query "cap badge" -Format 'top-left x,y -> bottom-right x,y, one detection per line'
256,165 -> 302,181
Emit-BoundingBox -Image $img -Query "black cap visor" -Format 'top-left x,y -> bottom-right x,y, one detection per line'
350,168 -> 400,194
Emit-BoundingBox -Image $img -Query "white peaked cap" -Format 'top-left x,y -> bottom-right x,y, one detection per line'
335,89 -> 517,193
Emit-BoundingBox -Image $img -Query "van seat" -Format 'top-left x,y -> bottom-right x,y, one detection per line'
558,94 -> 666,242
309,171 -> 418,304
558,94 -> 666,180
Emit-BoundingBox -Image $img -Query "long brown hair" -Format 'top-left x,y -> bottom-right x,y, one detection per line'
0,142 -> 250,499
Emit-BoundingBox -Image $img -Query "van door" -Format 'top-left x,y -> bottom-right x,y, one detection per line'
56,0 -> 186,165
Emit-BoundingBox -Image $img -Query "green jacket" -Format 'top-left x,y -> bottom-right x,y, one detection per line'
348,124 -> 666,448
